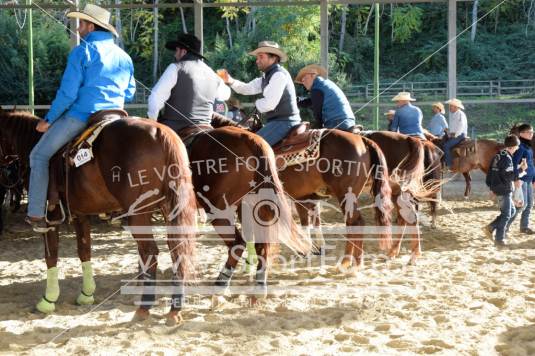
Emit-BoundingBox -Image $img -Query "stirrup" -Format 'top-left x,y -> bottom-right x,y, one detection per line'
45,200 -> 66,226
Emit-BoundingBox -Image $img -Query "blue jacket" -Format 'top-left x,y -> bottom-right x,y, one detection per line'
513,140 -> 535,183
311,77 -> 355,130
390,103 -> 425,139
427,113 -> 448,137
45,31 -> 136,124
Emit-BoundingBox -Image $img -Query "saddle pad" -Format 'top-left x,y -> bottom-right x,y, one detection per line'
72,117 -> 122,150
275,129 -> 325,169
452,139 -> 476,158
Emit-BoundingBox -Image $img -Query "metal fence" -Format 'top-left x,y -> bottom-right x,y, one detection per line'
345,79 -> 535,100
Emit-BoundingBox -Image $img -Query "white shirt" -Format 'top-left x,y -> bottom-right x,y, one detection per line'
147,62 -> 231,120
230,71 -> 287,113
449,110 -> 467,137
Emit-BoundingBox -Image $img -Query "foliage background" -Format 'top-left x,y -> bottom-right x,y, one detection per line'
0,0 -> 534,137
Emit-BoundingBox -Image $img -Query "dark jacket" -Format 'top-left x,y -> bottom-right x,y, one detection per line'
161,53 -> 222,130
486,150 -> 516,195
512,139 -> 535,183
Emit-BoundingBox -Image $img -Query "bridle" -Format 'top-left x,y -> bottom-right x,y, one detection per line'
236,108 -> 263,132
0,139 -> 25,189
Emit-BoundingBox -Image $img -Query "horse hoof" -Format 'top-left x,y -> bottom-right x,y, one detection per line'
131,308 -> 150,322
165,311 -> 183,326
35,298 -> 55,314
337,259 -> 351,272
76,293 -> 95,306
312,246 -> 326,256
211,295 -> 226,310
254,284 -> 268,299
408,256 -> 419,266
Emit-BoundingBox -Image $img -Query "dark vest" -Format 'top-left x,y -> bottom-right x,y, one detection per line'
161,54 -> 220,130
261,64 -> 300,122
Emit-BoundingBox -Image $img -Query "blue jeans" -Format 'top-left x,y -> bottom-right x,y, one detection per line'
256,119 -> 301,146
490,193 -> 516,242
28,115 -> 87,218
508,181 -> 533,230
443,133 -> 465,167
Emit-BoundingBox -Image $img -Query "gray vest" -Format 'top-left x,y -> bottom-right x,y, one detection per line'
261,64 -> 300,122
161,55 -> 219,130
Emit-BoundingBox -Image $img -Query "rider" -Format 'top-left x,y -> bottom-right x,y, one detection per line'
443,98 -> 468,169
221,41 -> 301,146
147,33 -> 230,131
294,64 -> 355,132
26,4 -> 136,232
427,102 -> 448,137
389,92 -> 425,139
508,123 -> 535,235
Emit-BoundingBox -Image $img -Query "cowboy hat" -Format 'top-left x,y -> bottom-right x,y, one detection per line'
67,4 -> 118,37
248,41 -> 288,63
165,33 -> 206,59
445,98 -> 465,110
392,92 -> 416,102
383,109 -> 396,116
295,64 -> 328,83
432,102 -> 445,114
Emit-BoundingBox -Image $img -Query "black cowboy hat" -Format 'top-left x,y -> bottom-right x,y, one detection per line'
165,33 -> 206,59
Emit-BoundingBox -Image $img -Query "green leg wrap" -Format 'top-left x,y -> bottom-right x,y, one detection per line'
246,242 -> 258,274
76,261 -> 96,305
36,267 -> 60,314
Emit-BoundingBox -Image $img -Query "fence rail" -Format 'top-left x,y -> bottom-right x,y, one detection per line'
345,79 -> 535,100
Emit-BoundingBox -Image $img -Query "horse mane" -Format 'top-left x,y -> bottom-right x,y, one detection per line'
210,113 -> 240,129
0,109 -> 42,158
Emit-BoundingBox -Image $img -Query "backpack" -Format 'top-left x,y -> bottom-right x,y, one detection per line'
485,153 -> 500,188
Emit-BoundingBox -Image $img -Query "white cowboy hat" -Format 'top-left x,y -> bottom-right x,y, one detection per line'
67,4 -> 119,37
392,92 -> 416,102
248,41 -> 288,63
295,64 -> 328,83
445,98 -> 465,110
384,109 -> 396,116
432,102 -> 445,114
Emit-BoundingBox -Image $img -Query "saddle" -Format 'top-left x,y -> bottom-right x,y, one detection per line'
451,138 -> 476,159
272,123 -> 324,169
176,124 -> 213,149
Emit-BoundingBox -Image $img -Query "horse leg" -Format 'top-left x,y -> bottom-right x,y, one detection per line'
429,200 -> 438,229
310,202 -> 326,256
212,218 -> 246,294
35,227 -> 61,313
253,242 -> 269,301
72,215 -> 96,306
463,172 -> 472,198
347,209 -> 365,272
0,187 -> 5,235
408,215 -> 422,266
129,214 -> 159,322
388,199 -> 405,259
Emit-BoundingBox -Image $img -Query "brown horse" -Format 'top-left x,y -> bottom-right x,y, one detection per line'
364,131 -> 441,263
211,117 -> 394,272
0,109 -> 196,325
181,124 -> 312,297
426,132 -> 503,197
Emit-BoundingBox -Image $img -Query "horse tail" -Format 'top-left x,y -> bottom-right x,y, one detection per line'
423,141 -> 444,197
242,132 -> 313,260
158,125 -> 197,282
361,137 -> 393,251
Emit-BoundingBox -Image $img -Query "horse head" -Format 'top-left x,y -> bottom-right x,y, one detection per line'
0,109 -> 41,164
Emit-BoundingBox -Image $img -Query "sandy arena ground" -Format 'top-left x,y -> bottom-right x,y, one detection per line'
0,172 -> 534,355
